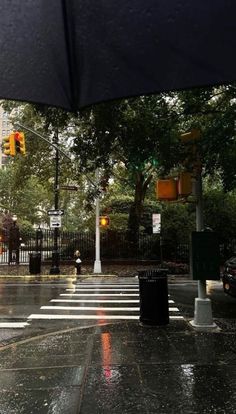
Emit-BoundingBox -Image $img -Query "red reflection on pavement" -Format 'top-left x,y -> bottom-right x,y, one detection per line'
102,332 -> 112,380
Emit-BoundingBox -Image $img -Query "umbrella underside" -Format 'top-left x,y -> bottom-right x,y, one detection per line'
0,0 -> 236,111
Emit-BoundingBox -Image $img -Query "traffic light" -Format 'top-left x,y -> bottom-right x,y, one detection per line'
180,129 -> 201,172
3,133 -> 16,156
178,172 -> 192,196
156,179 -> 178,200
99,215 -> 110,227
14,131 -> 26,155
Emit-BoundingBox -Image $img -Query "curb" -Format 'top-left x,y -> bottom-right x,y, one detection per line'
0,274 -> 119,281
0,275 -> 70,281
0,274 -> 193,282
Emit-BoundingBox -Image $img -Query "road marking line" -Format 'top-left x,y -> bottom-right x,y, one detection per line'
75,284 -> 139,287
41,306 -> 140,311
66,288 -> 140,292
61,293 -> 140,297
28,314 -> 184,320
51,299 -> 140,303
0,322 -> 29,328
41,305 -> 180,312
28,314 -> 139,320
169,316 -> 184,319
51,299 -> 175,303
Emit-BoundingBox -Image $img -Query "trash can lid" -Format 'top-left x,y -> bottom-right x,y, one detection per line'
29,252 -> 41,257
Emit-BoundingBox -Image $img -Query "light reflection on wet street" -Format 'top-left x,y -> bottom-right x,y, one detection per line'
0,278 -> 236,412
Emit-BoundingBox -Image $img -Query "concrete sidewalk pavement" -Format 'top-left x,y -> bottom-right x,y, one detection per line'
0,317 -> 235,413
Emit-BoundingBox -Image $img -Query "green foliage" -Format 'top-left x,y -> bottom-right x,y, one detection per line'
204,188 -> 236,242
81,96 -> 180,237
177,85 -> 236,190
18,220 -> 34,236
102,194 -> 133,214
0,167 -> 51,225
2,83 -> 236,240
161,203 -> 195,244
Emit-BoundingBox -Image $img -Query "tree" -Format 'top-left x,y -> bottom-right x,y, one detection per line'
177,85 -> 236,190
204,188 -> 236,243
0,166 -> 51,227
72,95 -> 181,242
2,83 -> 236,239
1,101 -> 89,230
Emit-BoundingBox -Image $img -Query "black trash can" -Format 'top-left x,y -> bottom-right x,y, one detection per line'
29,252 -> 41,274
138,269 -> 169,326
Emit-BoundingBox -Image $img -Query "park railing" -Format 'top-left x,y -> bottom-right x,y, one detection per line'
0,228 -> 235,264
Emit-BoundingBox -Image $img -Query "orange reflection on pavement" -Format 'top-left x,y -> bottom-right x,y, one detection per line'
101,332 -> 112,380
97,309 -> 106,324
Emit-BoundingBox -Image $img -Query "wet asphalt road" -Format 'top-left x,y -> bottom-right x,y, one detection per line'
1,278 -> 236,348
0,277 -> 236,413
1,278 -> 236,330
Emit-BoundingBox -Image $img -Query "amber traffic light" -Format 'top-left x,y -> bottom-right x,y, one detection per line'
99,215 -> 110,227
3,133 -> 16,156
14,131 -> 26,155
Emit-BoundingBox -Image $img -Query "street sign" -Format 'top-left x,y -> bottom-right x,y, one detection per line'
47,209 -> 64,216
60,185 -> 78,191
152,213 -> 161,234
50,216 -> 61,228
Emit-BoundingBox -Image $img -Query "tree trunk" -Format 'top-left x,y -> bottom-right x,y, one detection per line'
126,171 -> 153,255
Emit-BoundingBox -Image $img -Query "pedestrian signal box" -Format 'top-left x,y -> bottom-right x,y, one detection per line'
190,232 -> 220,280
156,179 -> 177,201
178,172 -> 192,196
99,215 -> 110,227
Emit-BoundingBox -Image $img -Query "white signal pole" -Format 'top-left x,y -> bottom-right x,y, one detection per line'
93,169 -> 102,273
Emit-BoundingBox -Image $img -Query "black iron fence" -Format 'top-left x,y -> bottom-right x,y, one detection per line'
0,228 -> 235,264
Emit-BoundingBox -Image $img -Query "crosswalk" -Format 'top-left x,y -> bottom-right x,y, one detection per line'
0,322 -> 29,329
27,280 -> 184,323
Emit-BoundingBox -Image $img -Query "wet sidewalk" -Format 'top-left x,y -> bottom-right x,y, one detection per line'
0,316 -> 235,414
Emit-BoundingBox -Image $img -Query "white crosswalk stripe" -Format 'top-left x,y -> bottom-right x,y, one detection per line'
28,281 -> 184,322
66,288 -> 140,292
61,293 -> 140,296
0,322 -> 29,329
50,299 -> 175,303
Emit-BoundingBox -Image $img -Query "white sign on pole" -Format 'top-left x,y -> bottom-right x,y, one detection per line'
152,213 -> 161,234
50,215 -> 61,228
47,209 -> 64,216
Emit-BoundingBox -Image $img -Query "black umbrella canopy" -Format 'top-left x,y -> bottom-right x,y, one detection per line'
0,0 -> 236,111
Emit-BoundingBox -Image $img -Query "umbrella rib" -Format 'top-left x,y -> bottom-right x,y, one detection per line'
61,0 -> 78,112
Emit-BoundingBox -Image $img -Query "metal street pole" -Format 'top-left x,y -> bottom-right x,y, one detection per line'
94,169 -> 102,273
94,196 -> 102,273
160,235 -> 163,265
16,123 -> 101,273
50,130 -> 60,274
190,167 -> 216,329
195,170 -> 206,298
